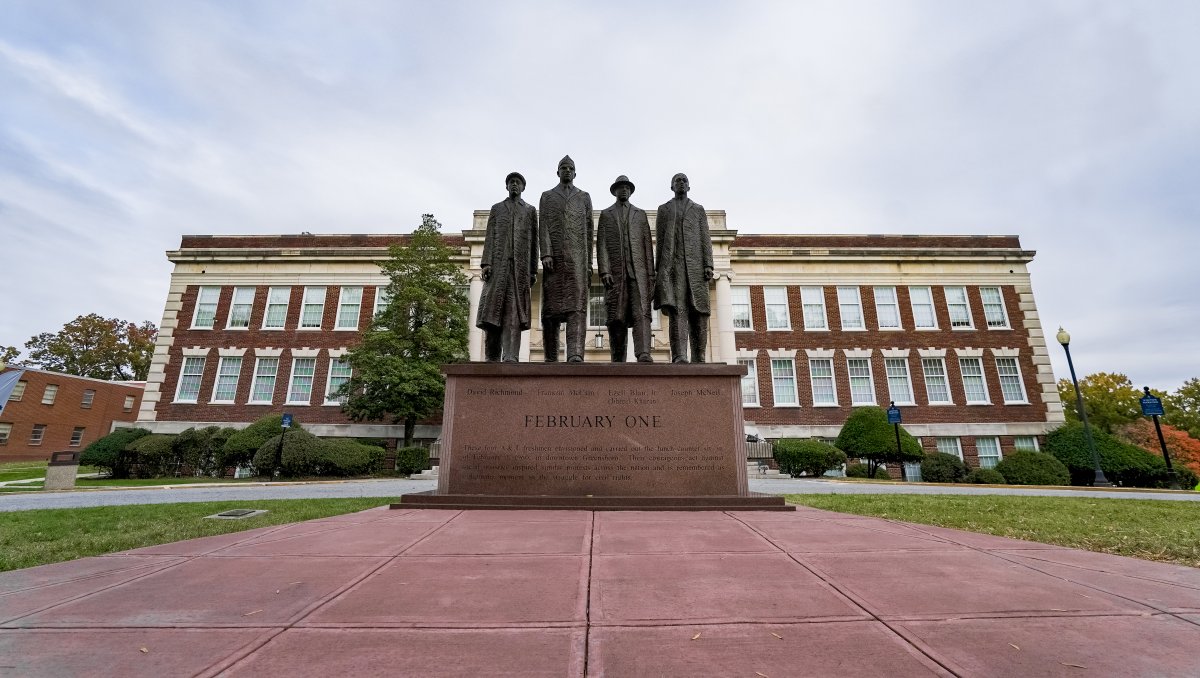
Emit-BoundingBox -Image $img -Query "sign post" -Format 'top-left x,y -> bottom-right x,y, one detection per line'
887,402 -> 905,481
1140,388 -> 1180,490
274,413 -> 293,480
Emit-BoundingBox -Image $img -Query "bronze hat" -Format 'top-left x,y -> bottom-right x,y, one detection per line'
609,175 -> 635,196
558,155 -> 575,168
505,171 -> 526,188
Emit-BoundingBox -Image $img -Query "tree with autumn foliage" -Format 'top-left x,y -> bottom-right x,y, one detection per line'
1115,419 -> 1200,480
1056,372 -> 1145,434
23,314 -> 158,380
1164,377 -> 1200,440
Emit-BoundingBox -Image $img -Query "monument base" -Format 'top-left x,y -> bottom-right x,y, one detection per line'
395,490 -> 792,511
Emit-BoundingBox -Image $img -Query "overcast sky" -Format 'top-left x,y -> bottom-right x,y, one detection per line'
1,1 -> 1197,390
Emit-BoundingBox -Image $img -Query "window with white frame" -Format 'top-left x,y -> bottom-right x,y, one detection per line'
287,358 -> 317,404
874,286 -> 901,329
738,358 -> 759,406
192,286 -> 220,329
763,286 -> 791,330
771,358 -> 798,406
921,357 -> 952,404
837,286 -> 865,330
587,285 -> 607,328
809,358 -> 837,406
731,286 -> 751,330
81,389 -> 95,409
847,358 -> 876,405
8,381 -> 26,401
959,357 -> 989,403
42,384 -> 58,405
336,286 -> 363,329
996,357 -> 1028,403
227,286 -> 255,328
980,287 -> 1009,328
945,286 -> 973,328
300,287 -> 326,328
373,287 -> 392,319
976,437 -> 1002,468
936,437 -> 963,459
263,287 -> 291,329
0,423 -> 10,445
123,394 -> 135,412
211,356 -> 243,403
249,358 -> 279,403
800,286 -> 827,330
909,286 -> 936,328
884,358 -> 914,404
175,357 -> 205,403
1013,436 -> 1039,451
325,358 -> 352,405
69,427 -> 85,447
30,424 -> 46,445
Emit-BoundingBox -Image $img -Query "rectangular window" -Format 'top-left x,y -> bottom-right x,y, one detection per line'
737,358 -> 759,406
1013,436 -> 1039,451
0,423 -> 10,445
287,357 -> 317,404
263,286 -> 291,329
69,427 -> 85,447
249,358 -> 279,404
227,286 -> 255,328
909,286 -> 936,328
980,287 -> 1009,328
42,384 -> 58,405
921,358 -> 952,404
300,287 -> 326,328
325,358 -> 352,405
873,286 -> 901,329
800,286 -> 827,330
192,286 -> 220,329
977,437 -> 1003,468
809,358 -> 837,406
30,424 -> 46,445
945,286 -> 973,328
847,358 -> 876,405
373,287 -> 391,318
771,358 -> 798,406
731,286 -> 751,330
763,286 -> 791,330
81,389 -> 95,409
336,286 -> 363,329
123,394 -> 135,412
996,357 -> 1028,403
588,285 -> 607,328
211,356 -> 243,403
884,358 -> 914,404
174,357 -> 206,403
837,286 -> 864,330
959,357 -> 989,404
9,381 -> 26,401
936,437 -> 963,459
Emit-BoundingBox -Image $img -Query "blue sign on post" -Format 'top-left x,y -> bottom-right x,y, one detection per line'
281,413 -> 293,429
887,406 -> 902,424
1140,396 -> 1164,417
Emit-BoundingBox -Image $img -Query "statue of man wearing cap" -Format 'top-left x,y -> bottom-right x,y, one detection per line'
476,171 -> 539,362
538,155 -> 594,362
596,175 -> 655,362
654,173 -> 714,363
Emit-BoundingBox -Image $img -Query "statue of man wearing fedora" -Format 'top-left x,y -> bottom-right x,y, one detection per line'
597,175 -> 655,362
476,171 -> 539,362
538,155 -> 593,362
654,173 -> 714,363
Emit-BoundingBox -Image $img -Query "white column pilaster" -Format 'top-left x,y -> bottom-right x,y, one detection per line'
714,272 -> 736,364
467,273 -> 484,361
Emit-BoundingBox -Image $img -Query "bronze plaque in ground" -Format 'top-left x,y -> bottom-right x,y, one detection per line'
435,363 -> 750,497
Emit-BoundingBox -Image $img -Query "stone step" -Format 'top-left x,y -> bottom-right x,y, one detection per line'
409,466 -> 440,480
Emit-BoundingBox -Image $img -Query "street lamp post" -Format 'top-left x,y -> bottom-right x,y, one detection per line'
1056,327 -> 1110,487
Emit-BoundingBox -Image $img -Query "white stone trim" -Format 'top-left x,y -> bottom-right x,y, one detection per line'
217,347 -> 248,357
327,348 -> 350,358
953,347 -> 985,358
181,347 -> 211,357
254,347 -> 284,357
991,347 -> 1020,357
917,348 -> 947,358
766,348 -> 798,359
881,348 -> 910,358
291,347 -> 321,358
843,348 -> 873,359
804,348 -> 836,359
735,348 -> 759,359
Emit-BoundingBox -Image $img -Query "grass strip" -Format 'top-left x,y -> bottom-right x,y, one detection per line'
787,494 -> 1200,568
0,497 -> 394,572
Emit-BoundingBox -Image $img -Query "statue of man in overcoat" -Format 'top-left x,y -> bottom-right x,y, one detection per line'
596,175 -> 655,362
538,155 -> 594,362
653,173 -> 714,363
476,171 -> 539,362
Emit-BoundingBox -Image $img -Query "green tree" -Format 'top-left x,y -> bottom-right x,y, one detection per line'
23,314 -> 157,380
0,346 -> 19,365
1056,372 -> 1143,434
1164,377 -> 1200,440
834,406 -> 923,477
338,214 -> 470,446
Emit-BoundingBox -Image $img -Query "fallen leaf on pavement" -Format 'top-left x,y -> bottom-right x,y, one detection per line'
1009,643 -> 1020,650
755,672 -> 769,677
243,609 -> 263,616
691,632 -> 701,640
771,633 -> 783,640
1060,662 -> 1087,669
139,648 -> 148,654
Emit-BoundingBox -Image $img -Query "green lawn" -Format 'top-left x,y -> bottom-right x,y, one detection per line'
0,461 -> 101,483
0,498 -> 393,572
787,494 -> 1200,568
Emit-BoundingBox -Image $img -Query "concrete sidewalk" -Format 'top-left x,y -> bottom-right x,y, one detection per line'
1,506 -> 1198,676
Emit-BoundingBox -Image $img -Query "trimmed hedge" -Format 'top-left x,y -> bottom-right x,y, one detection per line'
79,427 -> 151,478
251,430 -> 386,478
920,452 -> 969,483
174,426 -> 236,477
1047,423 -> 1188,488
126,434 -> 177,478
773,439 -> 847,477
834,406 -> 922,477
846,463 -> 889,479
223,414 -> 292,471
995,451 -> 1070,486
322,439 -> 387,476
396,446 -> 432,475
966,468 -> 1006,484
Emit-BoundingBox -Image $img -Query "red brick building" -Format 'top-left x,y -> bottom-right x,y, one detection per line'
0,367 -> 144,462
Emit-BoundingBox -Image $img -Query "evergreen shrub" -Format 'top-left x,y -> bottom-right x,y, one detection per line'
773,439 -> 847,477
80,427 -> 150,478
920,452 -> 969,483
995,451 -> 1071,486
966,467 -> 1006,484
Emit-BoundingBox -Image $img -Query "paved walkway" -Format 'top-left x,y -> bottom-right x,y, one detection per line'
1,506 -> 1197,676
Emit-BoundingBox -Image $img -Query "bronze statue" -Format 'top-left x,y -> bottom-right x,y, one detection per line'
476,172 -> 539,362
654,173 -> 713,363
538,155 -> 594,362
597,175 -> 655,362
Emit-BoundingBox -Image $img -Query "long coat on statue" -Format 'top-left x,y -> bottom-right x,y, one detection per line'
538,184 -> 594,318
476,198 -> 539,330
596,202 -> 654,325
654,198 -> 713,314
